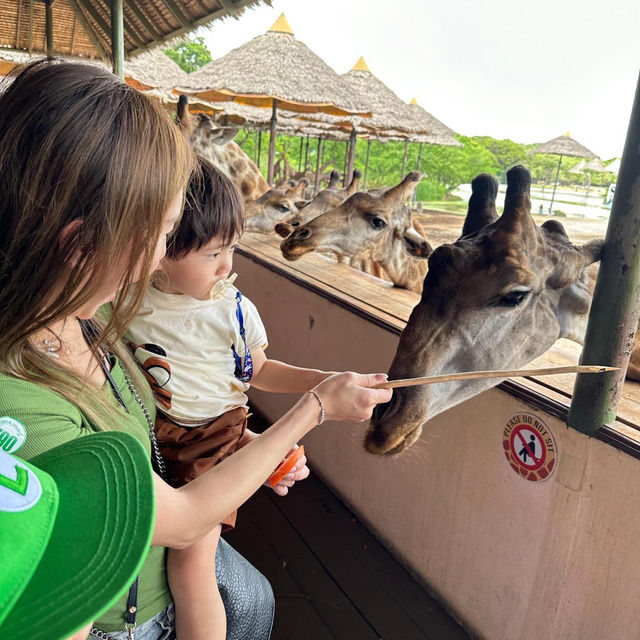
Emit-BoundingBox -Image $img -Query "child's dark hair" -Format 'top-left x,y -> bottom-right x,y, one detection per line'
167,155 -> 244,259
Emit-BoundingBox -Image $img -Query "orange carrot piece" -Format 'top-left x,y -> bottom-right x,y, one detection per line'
268,445 -> 305,487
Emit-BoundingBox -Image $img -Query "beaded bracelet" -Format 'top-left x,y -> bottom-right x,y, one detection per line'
306,389 -> 325,425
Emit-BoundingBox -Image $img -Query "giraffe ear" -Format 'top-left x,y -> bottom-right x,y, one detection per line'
295,200 -> 310,210
547,239 -> 603,288
461,173 -> 498,237
211,127 -> 239,146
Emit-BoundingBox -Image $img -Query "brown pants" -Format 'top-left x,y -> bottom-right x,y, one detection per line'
155,407 -> 248,530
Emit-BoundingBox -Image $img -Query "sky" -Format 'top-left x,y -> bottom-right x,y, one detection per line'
196,0 -> 640,160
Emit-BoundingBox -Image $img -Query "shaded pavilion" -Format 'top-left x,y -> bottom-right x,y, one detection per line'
0,0 -> 266,77
534,133 -> 598,213
178,13 -> 370,185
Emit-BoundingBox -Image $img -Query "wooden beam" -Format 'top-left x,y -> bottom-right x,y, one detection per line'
124,0 -> 161,42
70,13 -> 77,53
67,0 -> 109,59
75,0 -> 110,41
157,0 -> 191,30
127,0 -> 261,57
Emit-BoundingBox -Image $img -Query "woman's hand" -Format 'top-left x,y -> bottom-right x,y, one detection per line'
312,372 -> 392,423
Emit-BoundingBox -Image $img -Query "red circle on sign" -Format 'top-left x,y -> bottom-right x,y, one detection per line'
509,424 -> 546,471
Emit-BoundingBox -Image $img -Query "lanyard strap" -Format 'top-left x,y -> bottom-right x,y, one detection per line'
80,320 -> 138,633
231,291 -> 253,382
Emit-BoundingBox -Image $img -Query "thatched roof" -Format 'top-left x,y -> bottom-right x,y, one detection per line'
568,159 -> 586,174
337,57 -> 431,136
583,157 -> 608,172
606,157 -> 621,175
0,0 -> 266,60
405,98 -> 462,147
178,14 -> 369,116
534,134 -> 598,159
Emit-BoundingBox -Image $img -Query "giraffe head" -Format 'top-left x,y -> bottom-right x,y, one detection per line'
278,171 -> 431,265
176,95 -> 270,201
244,179 -> 309,233
280,169 -> 364,229
365,166 -> 603,455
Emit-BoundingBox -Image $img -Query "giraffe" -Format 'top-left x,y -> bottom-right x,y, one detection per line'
279,171 -> 432,292
176,96 -> 303,228
279,169 -> 363,229
365,165 -> 604,455
245,178 -> 309,233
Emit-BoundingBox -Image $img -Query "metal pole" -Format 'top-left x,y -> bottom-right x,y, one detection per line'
297,135 -> 303,173
346,127 -> 357,185
111,0 -> 124,80
314,136 -> 323,194
568,71 -> 640,435
401,139 -> 409,178
45,0 -> 54,56
363,139 -> 371,190
257,130 -> 262,170
267,99 -> 278,186
304,135 -> 310,173
548,154 -> 562,214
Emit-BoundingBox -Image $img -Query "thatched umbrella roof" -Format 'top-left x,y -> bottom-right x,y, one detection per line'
179,14 -> 369,116
606,158 -> 621,175
0,0 -> 266,60
569,159 -> 586,174
338,57 -> 430,136
405,97 -> 462,147
583,157 -> 608,172
534,133 -> 598,158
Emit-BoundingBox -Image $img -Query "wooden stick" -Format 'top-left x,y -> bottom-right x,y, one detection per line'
373,365 -> 619,390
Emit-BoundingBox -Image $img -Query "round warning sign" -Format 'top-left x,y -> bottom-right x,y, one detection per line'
502,413 -> 557,482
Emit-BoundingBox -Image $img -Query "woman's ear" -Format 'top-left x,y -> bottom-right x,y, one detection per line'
58,219 -> 83,268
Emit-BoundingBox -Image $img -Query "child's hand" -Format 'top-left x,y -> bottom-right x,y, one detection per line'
267,444 -> 310,496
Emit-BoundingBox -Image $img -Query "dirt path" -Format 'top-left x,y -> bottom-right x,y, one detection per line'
415,209 -> 608,246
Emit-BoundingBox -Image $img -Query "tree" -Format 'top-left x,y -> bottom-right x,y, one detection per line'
163,37 -> 212,73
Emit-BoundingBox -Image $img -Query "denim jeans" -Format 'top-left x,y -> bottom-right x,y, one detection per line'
106,604 -> 175,640
99,539 -> 274,640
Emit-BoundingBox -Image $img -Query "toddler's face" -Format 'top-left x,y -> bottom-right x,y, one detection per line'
162,233 -> 240,300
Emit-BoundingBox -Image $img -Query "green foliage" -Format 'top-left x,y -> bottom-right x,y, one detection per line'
163,37 -> 211,73
233,127 -> 613,200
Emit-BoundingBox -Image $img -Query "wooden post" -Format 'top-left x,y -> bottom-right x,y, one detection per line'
254,129 -> 259,164
416,142 -> 423,172
267,99 -> 278,186
45,0 -> 54,56
314,136 -> 323,194
363,139 -> 371,190
401,139 -> 409,178
568,70 -> 640,435
548,154 -> 563,214
304,135 -> 310,173
111,0 -> 124,80
342,140 -> 349,187
346,127 -> 357,185
297,135 -> 303,172
257,130 -> 262,170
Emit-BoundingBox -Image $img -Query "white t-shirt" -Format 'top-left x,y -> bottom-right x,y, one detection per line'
125,284 -> 268,425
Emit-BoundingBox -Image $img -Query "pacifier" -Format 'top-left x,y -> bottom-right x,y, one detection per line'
209,273 -> 238,301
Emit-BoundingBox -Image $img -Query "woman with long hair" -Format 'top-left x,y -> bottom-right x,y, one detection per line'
0,60 -> 391,639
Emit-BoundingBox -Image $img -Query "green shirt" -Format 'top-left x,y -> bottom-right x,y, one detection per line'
0,358 -> 172,633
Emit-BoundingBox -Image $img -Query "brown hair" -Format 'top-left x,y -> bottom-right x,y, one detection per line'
166,155 -> 245,259
0,60 -> 194,424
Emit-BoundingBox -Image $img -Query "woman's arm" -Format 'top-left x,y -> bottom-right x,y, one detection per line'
250,348 -> 335,393
152,372 -> 390,549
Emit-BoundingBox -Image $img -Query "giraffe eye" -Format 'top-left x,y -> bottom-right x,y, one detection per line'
493,289 -> 530,307
367,216 -> 387,230
275,204 -> 290,213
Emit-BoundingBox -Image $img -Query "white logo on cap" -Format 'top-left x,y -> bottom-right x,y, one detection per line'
0,450 -> 42,512
0,416 -> 27,454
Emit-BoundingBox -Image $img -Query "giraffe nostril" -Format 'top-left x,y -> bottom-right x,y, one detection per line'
294,227 -> 312,240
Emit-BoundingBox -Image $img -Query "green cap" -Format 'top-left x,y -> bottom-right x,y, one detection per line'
0,432 -> 156,640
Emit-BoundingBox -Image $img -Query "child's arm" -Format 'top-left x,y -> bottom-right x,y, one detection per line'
250,347 -> 336,393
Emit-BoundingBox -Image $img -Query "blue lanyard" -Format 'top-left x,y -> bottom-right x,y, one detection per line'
231,291 -> 253,382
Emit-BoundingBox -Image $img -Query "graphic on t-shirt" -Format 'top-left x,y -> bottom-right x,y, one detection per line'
0,416 -> 27,454
131,343 -> 173,410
